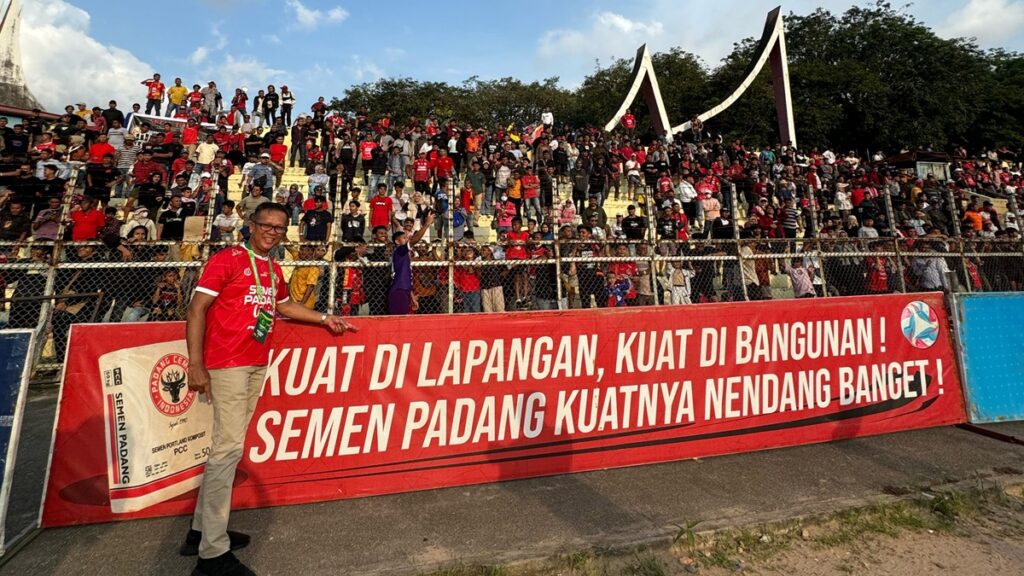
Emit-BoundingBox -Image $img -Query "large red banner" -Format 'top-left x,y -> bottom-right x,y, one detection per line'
42,293 -> 965,527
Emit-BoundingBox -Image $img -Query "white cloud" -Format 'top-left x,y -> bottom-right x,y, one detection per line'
20,0 -> 154,112
211,22 -> 229,50
262,34 -> 282,45
345,55 -> 383,82
201,55 -> 286,94
938,0 -> 1024,45
286,0 -> 349,29
538,11 -> 664,62
190,46 -> 209,65
327,7 -> 349,22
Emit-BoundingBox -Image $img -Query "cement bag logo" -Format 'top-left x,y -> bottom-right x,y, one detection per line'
149,353 -> 195,416
900,301 -> 939,349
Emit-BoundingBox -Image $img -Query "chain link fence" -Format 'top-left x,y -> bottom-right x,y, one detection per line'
3,225 -> 1024,376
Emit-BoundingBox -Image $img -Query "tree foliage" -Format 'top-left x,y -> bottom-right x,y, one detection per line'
329,2 -> 1024,151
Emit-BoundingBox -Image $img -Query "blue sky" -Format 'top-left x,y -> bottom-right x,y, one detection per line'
16,0 -> 1024,113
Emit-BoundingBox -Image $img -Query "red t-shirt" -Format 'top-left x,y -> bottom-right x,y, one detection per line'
622,114 -> 636,129
182,126 -> 199,145
521,174 -> 540,199
270,143 -> 288,164
195,246 -> 289,370
505,231 -> 529,259
369,196 -> 393,229
171,158 -> 188,177
360,141 -> 377,161
413,159 -> 431,182
69,209 -> 106,240
609,262 -> 638,278
88,143 -> 116,164
657,177 -> 673,194
145,80 -> 166,100
434,157 -> 454,179
453,267 -> 481,292
672,213 -> 689,240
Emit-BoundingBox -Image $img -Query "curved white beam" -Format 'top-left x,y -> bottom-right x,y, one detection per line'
604,6 -> 796,148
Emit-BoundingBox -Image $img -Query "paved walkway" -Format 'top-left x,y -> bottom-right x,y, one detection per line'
3,391 -> 1024,575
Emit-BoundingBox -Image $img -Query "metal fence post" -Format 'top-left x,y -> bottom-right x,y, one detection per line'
883,193 -> 908,293
730,183 -> 748,301
945,187 -> 971,292
327,253 -> 337,315
447,184 -> 455,314
814,238 -> 830,297
554,239 -> 565,309
1008,193 -> 1024,260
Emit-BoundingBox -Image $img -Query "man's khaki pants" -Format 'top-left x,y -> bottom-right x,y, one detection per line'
191,365 -> 265,559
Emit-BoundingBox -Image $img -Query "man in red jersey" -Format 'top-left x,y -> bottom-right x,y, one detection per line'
368,183 -> 394,230
183,203 -> 356,576
142,73 -> 166,116
432,148 -> 455,190
621,108 -> 636,132
412,151 -> 431,194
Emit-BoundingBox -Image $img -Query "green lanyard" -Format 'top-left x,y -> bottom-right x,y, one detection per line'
244,243 -> 277,311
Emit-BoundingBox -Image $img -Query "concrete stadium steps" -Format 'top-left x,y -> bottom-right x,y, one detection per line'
225,131 -> 642,244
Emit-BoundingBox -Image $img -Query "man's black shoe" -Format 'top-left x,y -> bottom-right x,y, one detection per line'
180,529 -> 251,557
191,551 -> 256,576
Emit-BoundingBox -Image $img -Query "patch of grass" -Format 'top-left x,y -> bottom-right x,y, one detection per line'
815,497 -> 961,547
671,519 -> 702,551
622,551 -> 667,576
422,565 -> 508,576
561,549 -> 607,576
926,490 -> 976,520
697,526 -> 791,569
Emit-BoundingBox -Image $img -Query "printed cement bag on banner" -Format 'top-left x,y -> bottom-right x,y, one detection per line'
100,340 -> 212,513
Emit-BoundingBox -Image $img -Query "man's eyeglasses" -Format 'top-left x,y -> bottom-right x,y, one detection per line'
252,221 -> 287,235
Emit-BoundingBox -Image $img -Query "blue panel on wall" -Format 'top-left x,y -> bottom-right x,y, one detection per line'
957,293 -> 1024,423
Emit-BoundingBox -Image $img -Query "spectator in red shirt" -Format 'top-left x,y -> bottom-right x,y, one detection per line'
622,109 -> 636,131
269,136 -> 288,165
453,245 -> 482,313
412,151 -> 431,194
69,196 -> 106,240
87,134 -> 116,164
432,149 -> 455,192
368,183 -> 393,230
131,150 -> 167,186
141,73 -> 165,115
520,166 -> 541,223
505,217 -> 530,306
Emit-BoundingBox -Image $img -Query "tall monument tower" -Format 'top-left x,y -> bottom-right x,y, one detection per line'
0,0 -> 42,110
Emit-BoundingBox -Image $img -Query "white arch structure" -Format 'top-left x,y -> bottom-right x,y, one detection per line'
604,6 -> 796,148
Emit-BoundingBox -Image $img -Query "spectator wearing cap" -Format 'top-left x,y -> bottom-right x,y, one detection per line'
246,153 -> 277,195
68,196 -> 106,241
120,206 -> 157,240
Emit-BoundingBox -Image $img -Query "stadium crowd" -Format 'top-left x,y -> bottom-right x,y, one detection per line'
1,74 -> 1023,356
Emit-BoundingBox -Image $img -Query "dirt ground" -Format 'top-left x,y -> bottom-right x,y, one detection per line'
423,482 -> 1024,576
